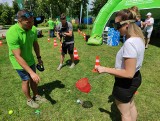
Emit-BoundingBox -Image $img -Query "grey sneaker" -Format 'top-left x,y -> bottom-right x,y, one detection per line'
69,63 -> 75,68
27,99 -> 39,108
34,95 -> 47,104
57,64 -> 63,70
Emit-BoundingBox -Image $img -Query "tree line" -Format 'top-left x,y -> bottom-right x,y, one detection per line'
0,0 -> 107,25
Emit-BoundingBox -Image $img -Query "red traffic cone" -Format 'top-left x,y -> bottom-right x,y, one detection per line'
81,31 -> 83,36
74,48 -> 79,60
92,56 -> 100,72
83,33 -> 86,41
75,78 -> 91,93
48,38 -> 50,42
0,40 -> 3,46
53,38 -> 58,47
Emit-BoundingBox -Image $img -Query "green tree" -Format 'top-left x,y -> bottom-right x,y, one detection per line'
90,0 -> 108,16
0,3 -> 14,25
13,1 -> 20,14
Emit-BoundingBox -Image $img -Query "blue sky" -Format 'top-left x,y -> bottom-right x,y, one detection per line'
0,0 -> 13,6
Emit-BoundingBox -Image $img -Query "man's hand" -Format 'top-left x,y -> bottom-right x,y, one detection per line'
30,72 -> 40,84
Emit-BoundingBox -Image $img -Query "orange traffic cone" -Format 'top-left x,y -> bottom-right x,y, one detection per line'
48,38 -> 50,42
81,31 -> 83,36
74,48 -> 79,60
83,33 -> 86,41
0,40 -> 3,46
92,56 -> 100,72
53,38 -> 58,47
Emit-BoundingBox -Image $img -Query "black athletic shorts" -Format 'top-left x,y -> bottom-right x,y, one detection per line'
62,43 -> 74,54
112,71 -> 141,103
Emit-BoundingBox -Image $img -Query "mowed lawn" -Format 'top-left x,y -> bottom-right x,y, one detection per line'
0,29 -> 160,121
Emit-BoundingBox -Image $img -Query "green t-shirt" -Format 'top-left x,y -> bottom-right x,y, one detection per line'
6,23 -> 37,69
47,20 -> 55,29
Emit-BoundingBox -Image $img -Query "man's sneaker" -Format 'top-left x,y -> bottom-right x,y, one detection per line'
34,95 -> 47,104
27,99 -> 39,108
57,64 -> 63,71
69,63 -> 75,68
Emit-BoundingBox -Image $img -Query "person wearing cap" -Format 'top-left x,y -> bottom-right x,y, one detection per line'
143,12 -> 154,48
56,13 -> 75,70
96,9 -> 145,121
6,9 -> 47,108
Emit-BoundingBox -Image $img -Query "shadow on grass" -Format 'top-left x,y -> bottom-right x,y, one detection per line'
149,37 -> 160,48
98,95 -> 121,121
38,80 -> 65,105
61,59 -> 80,68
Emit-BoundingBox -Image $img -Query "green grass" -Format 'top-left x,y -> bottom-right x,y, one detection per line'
0,30 -> 160,121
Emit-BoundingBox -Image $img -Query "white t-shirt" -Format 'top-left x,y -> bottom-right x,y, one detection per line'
115,37 -> 145,72
145,17 -> 154,32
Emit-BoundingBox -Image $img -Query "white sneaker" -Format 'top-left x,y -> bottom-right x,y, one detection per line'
27,99 -> 39,108
57,64 -> 63,70
69,63 -> 75,68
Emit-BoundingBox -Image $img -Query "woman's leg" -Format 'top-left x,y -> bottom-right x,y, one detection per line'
130,99 -> 137,121
115,99 -> 132,121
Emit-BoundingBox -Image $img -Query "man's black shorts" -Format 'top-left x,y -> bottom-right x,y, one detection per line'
112,71 -> 141,103
62,43 -> 74,54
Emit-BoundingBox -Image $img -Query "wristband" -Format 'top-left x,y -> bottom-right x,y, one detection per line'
37,56 -> 41,59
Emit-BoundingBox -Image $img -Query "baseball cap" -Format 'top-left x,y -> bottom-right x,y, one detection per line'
17,9 -> 34,19
146,12 -> 152,16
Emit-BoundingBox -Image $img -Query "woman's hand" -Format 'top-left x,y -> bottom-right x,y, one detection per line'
96,66 -> 108,73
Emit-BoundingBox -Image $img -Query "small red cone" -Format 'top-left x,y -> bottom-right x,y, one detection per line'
53,38 -> 58,47
48,38 -> 50,42
83,33 -> 86,41
81,31 -> 83,36
0,40 -> 3,46
74,48 -> 79,60
92,56 -> 100,72
75,78 -> 91,93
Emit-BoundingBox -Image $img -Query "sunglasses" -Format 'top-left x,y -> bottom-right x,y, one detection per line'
113,22 -> 124,30
113,20 -> 135,30
21,12 -> 34,19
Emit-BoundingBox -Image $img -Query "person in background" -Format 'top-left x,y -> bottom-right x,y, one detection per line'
56,13 -> 75,70
130,6 -> 139,15
6,9 -> 47,108
143,12 -> 154,49
47,18 -> 55,37
55,18 -> 60,33
96,9 -> 145,121
135,15 -> 143,28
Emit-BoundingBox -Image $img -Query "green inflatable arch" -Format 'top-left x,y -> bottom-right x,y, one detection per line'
88,0 -> 160,45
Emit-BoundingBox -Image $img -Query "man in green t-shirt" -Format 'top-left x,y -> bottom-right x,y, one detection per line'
6,9 -> 47,108
47,18 -> 55,37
